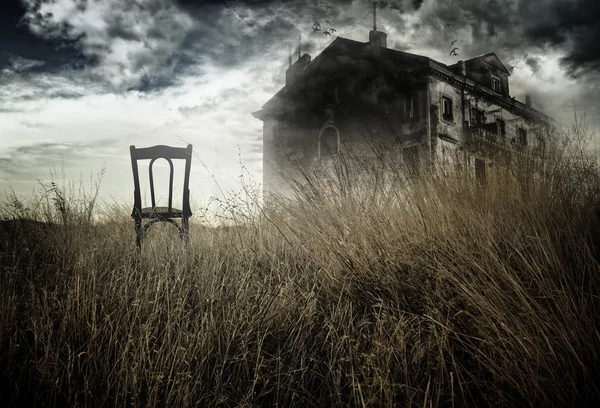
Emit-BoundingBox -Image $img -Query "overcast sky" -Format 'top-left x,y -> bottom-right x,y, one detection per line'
2,0 -> 600,217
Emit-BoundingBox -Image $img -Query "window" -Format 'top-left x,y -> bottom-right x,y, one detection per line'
441,96 -> 453,121
472,108 -> 484,126
404,94 -> 416,119
517,127 -> 527,146
496,119 -> 506,137
491,76 -> 501,93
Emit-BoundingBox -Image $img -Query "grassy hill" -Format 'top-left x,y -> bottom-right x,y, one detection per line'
1,126 -> 600,407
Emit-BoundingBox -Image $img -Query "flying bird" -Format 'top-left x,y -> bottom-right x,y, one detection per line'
450,39 -> 458,46
312,26 -> 321,33
330,28 -> 336,33
450,47 -> 459,57
511,61 -> 524,70
325,20 -> 331,25
323,31 -> 331,36
444,23 -> 454,29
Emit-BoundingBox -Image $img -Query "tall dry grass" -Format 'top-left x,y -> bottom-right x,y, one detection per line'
1,119 -> 600,407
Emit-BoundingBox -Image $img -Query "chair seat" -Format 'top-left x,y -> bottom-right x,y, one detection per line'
141,206 -> 183,218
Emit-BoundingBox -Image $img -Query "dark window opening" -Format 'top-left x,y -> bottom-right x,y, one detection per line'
496,119 -> 506,137
472,108 -> 484,127
442,96 -> 453,121
404,94 -> 417,119
492,76 -> 501,93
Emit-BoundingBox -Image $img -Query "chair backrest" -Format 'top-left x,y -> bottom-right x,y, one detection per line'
130,144 -> 193,215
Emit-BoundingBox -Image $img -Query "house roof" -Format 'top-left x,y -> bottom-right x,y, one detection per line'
252,36 -> 550,123
465,52 -> 511,75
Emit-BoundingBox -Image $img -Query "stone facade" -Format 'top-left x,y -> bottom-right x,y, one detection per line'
252,28 -> 555,197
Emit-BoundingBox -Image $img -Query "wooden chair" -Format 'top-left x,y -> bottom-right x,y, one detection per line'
130,144 -> 193,248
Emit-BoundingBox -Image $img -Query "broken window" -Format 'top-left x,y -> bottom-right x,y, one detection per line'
442,96 -> 453,121
492,76 -> 501,93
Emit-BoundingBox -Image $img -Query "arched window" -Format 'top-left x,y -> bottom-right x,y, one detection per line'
318,125 -> 340,158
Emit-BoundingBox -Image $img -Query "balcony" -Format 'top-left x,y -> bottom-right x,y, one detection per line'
465,127 -> 528,155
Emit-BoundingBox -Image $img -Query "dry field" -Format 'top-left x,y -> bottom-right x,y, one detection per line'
1,124 -> 600,407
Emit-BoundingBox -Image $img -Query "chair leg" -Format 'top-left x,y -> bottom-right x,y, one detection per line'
134,216 -> 143,249
181,216 -> 189,242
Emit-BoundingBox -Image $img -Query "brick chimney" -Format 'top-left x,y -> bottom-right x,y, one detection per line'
369,2 -> 387,54
525,94 -> 532,107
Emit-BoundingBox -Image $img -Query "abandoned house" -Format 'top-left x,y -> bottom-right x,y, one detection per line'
251,8 -> 555,196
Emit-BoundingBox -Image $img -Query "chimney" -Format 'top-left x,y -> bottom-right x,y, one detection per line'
525,94 -> 532,107
286,53 -> 311,89
369,2 -> 387,53
458,60 -> 466,76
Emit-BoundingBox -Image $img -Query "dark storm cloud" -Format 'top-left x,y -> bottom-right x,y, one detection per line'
0,1 -> 90,75
421,0 -> 600,78
378,0 -> 425,13
525,55 -> 541,73
519,0 -> 600,77
5,0 -> 600,95
173,0 -> 360,68
2,0 -> 427,95
13,0 -> 197,92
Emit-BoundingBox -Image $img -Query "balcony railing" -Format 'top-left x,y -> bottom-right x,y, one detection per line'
465,127 -> 528,153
